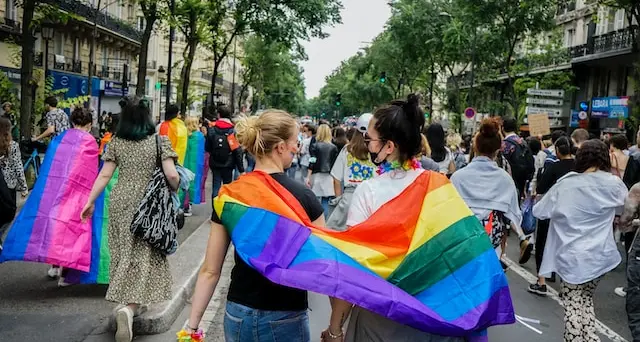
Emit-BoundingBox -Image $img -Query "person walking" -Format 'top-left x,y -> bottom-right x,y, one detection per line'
527,137 -> 575,296
159,104 -> 188,165
0,117 -> 27,253
81,97 -> 179,342
185,110 -> 324,341
500,117 -> 535,201
533,139 -> 627,342
425,123 -> 455,175
205,106 -> 244,199
306,124 -> 338,217
32,96 -> 70,142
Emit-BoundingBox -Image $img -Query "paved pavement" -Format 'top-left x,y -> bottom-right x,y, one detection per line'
0,182 -> 214,342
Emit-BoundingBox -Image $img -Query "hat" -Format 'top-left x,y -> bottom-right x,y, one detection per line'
356,113 -> 373,133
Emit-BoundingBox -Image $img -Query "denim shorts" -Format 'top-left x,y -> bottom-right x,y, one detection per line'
223,301 -> 310,342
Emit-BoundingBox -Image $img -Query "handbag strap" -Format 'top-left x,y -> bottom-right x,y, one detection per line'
155,134 -> 162,168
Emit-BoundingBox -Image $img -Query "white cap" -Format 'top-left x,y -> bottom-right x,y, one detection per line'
357,113 -> 373,133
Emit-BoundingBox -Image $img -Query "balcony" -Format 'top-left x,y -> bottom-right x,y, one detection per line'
569,26 -> 638,60
0,17 -> 21,35
51,54 -> 83,74
42,0 -> 142,44
95,65 -> 132,82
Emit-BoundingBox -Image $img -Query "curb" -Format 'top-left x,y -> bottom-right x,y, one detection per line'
106,219 -> 210,335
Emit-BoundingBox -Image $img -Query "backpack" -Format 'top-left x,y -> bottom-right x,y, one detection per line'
208,127 -> 233,165
504,138 -> 535,181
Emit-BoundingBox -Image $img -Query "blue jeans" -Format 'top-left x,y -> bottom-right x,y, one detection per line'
223,301 -> 310,342
317,196 -> 330,218
212,168 -> 234,202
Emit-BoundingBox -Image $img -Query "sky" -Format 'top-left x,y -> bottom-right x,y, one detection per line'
301,0 -> 391,99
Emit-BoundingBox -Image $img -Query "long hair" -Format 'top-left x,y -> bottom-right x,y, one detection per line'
426,123 -> 447,162
347,130 -> 369,160
115,97 -> 156,141
0,117 -> 11,160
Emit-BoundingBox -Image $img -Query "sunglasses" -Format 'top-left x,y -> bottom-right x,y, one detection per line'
363,132 -> 384,145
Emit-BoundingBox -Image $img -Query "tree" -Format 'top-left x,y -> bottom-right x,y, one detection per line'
136,0 -> 162,97
175,0 -> 208,114
206,0 -> 342,116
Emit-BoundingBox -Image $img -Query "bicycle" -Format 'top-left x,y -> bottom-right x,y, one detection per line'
20,140 -> 47,190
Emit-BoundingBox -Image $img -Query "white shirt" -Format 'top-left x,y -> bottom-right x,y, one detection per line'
300,137 -> 311,167
533,171 -> 627,284
330,147 -> 376,189
347,168 -> 424,226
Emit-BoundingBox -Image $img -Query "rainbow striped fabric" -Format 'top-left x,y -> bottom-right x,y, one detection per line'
182,130 -> 206,205
159,118 -> 188,165
0,129 -> 98,272
214,171 -> 514,339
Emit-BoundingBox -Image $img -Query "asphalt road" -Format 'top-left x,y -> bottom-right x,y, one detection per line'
0,183 -> 213,342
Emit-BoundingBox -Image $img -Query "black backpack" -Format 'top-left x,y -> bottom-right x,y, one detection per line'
0,165 -> 16,227
208,127 -> 232,165
504,138 -> 535,181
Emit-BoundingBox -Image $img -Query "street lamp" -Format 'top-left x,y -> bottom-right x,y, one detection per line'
41,26 -> 54,78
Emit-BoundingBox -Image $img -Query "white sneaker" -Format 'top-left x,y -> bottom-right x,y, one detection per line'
57,277 -> 72,287
115,306 -> 134,342
615,287 -> 627,297
47,266 -> 60,279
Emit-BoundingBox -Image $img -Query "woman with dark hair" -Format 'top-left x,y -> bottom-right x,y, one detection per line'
323,95 -> 484,341
332,127 -> 349,152
451,118 -> 525,260
610,134 -> 629,178
533,139 -> 627,342
425,123 -> 455,175
81,97 -> 179,342
0,117 -> 26,251
528,136 -> 575,296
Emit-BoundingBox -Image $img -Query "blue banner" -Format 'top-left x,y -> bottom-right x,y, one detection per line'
570,110 -> 579,128
103,80 -> 128,97
49,70 -> 100,98
591,96 -> 629,119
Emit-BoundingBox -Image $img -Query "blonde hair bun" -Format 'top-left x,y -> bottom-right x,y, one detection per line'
234,110 -> 297,158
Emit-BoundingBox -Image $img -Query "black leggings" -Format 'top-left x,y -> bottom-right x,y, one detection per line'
535,219 -> 550,274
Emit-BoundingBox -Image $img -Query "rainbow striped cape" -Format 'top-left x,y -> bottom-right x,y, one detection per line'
181,131 -> 207,205
0,129 -> 98,272
214,171 -> 514,338
159,118 -> 188,165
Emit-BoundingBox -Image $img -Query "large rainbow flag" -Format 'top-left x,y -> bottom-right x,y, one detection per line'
182,130 -> 206,205
0,129 -> 98,271
214,171 -> 514,339
159,118 -> 188,165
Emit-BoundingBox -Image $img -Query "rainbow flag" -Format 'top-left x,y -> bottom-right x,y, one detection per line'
214,171 -> 514,339
159,118 -> 188,165
0,129 -> 98,272
182,131 -> 206,205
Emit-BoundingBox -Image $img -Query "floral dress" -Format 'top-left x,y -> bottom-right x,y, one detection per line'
101,134 -> 176,304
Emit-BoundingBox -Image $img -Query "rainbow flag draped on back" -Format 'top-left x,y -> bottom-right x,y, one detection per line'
214,171 -> 514,339
159,118 -> 188,165
0,129 -> 98,272
181,130 -> 206,205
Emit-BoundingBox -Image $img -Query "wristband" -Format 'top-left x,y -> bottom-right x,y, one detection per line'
326,327 -> 344,339
177,328 -> 204,341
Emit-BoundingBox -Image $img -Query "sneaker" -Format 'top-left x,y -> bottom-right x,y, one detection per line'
183,204 -> 193,217
527,283 -> 548,296
57,277 -> 72,287
47,266 -> 60,279
500,260 -> 509,272
115,306 -> 134,342
615,287 -> 627,297
519,239 -> 533,264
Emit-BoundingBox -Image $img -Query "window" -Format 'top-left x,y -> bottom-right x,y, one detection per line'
137,17 -> 145,31
564,28 -> 575,47
34,34 -> 42,53
54,34 -> 64,55
615,9 -> 626,31
73,38 -> 80,60
101,46 -> 108,66
5,0 -> 17,20
145,78 -> 151,97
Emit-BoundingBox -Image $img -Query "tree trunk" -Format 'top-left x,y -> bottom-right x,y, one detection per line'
237,83 -> 248,111
179,39 -> 197,114
136,5 -> 157,97
19,0 -> 36,140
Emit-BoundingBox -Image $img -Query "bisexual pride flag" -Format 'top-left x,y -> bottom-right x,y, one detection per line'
214,171 -> 514,339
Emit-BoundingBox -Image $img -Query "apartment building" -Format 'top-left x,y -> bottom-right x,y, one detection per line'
0,0 -> 142,115
449,0 -> 638,134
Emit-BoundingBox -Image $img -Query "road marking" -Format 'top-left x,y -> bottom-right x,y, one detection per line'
515,315 -> 543,334
504,257 -> 629,342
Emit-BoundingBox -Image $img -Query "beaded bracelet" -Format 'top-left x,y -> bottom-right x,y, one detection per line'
177,328 -> 204,341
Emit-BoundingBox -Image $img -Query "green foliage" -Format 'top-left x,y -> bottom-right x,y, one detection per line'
0,72 -> 18,108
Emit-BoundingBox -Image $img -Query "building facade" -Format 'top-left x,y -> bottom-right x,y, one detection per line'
0,0 -> 141,118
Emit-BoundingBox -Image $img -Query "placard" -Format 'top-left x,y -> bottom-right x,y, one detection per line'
528,113 -> 551,137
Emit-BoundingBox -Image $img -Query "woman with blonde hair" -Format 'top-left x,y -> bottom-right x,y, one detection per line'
306,124 -> 338,217
185,110 -> 324,341
447,132 -> 468,170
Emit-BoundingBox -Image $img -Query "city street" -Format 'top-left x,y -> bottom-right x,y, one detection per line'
0,188 -> 213,342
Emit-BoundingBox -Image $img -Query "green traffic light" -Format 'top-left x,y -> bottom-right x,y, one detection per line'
380,78 -> 386,83
336,101 -> 341,106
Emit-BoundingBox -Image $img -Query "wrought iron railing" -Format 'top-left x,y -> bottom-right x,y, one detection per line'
51,55 -> 83,74
569,26 -> 638,59
95,64 -> 131,81
42,0 -> 142,43
0,17 -> 21,34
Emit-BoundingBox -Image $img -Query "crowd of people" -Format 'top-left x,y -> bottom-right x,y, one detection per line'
1,92 -> 640,342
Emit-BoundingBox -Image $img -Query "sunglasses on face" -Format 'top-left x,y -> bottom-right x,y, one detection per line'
363,132 -> 384,145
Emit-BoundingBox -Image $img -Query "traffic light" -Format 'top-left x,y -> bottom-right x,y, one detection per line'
380,72 -> 387,84
335,93 -> 342,107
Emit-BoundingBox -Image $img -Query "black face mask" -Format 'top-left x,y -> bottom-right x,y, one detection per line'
369,144 -> 386,166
